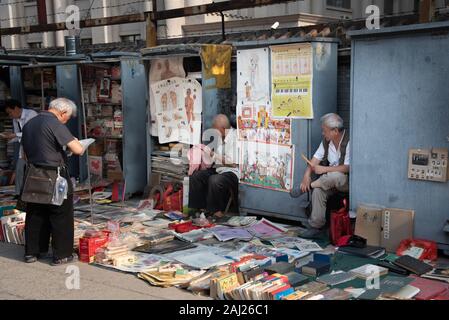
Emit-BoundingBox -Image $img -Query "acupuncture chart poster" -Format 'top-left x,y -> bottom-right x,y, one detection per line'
236,47 -> 291,145
148,57 -> 186,137
271,43 -> 314,119
151,77 -> 202,145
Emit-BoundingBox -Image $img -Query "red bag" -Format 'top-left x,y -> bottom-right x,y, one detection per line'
396,239 -> 438,261
150,183 -> 183,212
162,186 -> 183,212
330,198 -> 352,245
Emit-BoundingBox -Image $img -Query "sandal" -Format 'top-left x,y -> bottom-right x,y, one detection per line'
24,255 -> 38,263
51,253 -> 78,266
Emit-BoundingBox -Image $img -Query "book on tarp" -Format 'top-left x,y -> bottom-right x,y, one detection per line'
320,288 -> 352,300
338,245 -> 386,259
296,281 -> 329,298
133,239 -> 196,255
409,275 -> 449,300
349,264 -> 389,279
301,261 -> 331,277
284,271 -> 310,288
263,262 -> 295,275
317,271 -> 356,286
393,255 -> 433,275
383,285 -> 420,300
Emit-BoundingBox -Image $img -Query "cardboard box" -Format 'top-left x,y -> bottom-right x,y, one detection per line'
78,235 -> 109,263
355,205 -> 383,246
380,208 -> 414,253
107,170 -> 123,182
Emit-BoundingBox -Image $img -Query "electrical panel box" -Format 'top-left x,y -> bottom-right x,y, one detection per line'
408,148 -> 448,182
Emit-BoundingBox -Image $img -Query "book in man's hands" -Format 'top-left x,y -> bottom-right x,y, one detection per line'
67,138 -> 95,156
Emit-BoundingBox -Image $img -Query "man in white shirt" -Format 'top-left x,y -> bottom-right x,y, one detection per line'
299,113 -> 350,237
189,114 -> 239,218
1,100 -> 38,196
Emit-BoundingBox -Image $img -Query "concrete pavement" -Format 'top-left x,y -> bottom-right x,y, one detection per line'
0,242 -> 211,300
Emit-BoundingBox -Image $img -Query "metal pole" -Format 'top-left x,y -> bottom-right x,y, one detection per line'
220,12 -> 226,41
40,69 -> 45,110
78,67 -> 94,225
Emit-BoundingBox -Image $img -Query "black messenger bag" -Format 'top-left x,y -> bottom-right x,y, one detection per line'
21,163 -> 58,205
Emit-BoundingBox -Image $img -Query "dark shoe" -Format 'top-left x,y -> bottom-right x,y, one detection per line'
298,220 -> 325,239
24,255 -> 38,263
298,227 -> 323,239
51,253 -> 77,266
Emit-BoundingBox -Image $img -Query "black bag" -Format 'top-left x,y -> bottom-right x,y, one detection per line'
21,164 -> 58,205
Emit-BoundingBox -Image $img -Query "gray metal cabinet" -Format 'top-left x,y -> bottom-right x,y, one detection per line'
349,22 -> 449,251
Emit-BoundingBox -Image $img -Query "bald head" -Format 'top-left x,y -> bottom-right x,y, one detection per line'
212,114 -> 231,138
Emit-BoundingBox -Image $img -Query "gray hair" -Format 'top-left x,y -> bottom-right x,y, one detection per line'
320,113 -> 344,131
212,114 -> 230,129
49,98 -> 77,117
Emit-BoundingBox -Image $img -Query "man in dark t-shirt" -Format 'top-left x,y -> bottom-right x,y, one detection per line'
21,98 -> 83,265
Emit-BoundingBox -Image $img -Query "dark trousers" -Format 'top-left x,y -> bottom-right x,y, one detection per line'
25,193 -> 74,259
189,168 -> 238,213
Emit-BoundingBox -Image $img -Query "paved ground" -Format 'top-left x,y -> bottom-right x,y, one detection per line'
0,242 -> 211,300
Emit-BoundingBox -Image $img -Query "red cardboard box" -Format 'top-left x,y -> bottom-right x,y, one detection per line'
78,233 -> 109,263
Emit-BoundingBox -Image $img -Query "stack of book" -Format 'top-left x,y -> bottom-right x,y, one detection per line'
0,211 -> 26,245
151,149 -> 188,184
213,272 -> 294,300
422,264 -> 449,283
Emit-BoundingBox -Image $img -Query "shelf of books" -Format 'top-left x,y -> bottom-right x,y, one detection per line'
0,73 -> 14,178
81,64 -> 124,185
23,67 -> 57,112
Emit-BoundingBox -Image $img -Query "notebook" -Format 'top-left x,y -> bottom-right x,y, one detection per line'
393,255 -> 433,275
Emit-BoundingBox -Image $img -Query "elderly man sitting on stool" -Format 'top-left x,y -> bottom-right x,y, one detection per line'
189,114 -> 239,219
299,113 -> 350,238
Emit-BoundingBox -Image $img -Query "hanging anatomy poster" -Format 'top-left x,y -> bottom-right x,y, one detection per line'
149,57 -> 186,136
271,43 -> 313,119
239,141 -> 294,192
236,48 -> 291,145
151,77 -> 202,145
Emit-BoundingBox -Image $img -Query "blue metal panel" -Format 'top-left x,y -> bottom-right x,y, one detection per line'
239,41 -> 339,221
56,64 -> 85,180
201,75 -> 220,132
121,58 -> 148,195
350,23 -> 449,248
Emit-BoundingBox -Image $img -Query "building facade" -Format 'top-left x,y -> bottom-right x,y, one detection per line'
0,0 -> 447,49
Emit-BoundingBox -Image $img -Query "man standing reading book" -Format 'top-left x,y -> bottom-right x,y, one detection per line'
299,113 -> 350,238
21,98 -> 84,265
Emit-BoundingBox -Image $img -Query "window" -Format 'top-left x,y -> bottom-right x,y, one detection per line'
81,38 -> 92,46
120,34 -> 141,43
28,42 -> 42,48
326,0 -> 351,10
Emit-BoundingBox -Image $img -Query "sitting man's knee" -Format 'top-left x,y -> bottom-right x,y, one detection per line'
208,174 -> 224,187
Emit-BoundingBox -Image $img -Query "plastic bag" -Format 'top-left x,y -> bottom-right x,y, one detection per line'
396,239 -> 438,261
51,167 -> 68,206
329,198 -> 353,245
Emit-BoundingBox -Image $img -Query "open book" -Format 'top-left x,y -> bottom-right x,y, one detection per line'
67,138 -> 95,156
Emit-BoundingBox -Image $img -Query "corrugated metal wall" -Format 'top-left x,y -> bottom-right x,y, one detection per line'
337,54 -> 351,129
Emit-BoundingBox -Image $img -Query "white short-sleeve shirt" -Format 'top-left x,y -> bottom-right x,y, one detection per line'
313,130 -> 350,167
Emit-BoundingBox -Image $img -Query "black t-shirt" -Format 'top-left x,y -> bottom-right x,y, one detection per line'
22,112 -> 75,167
